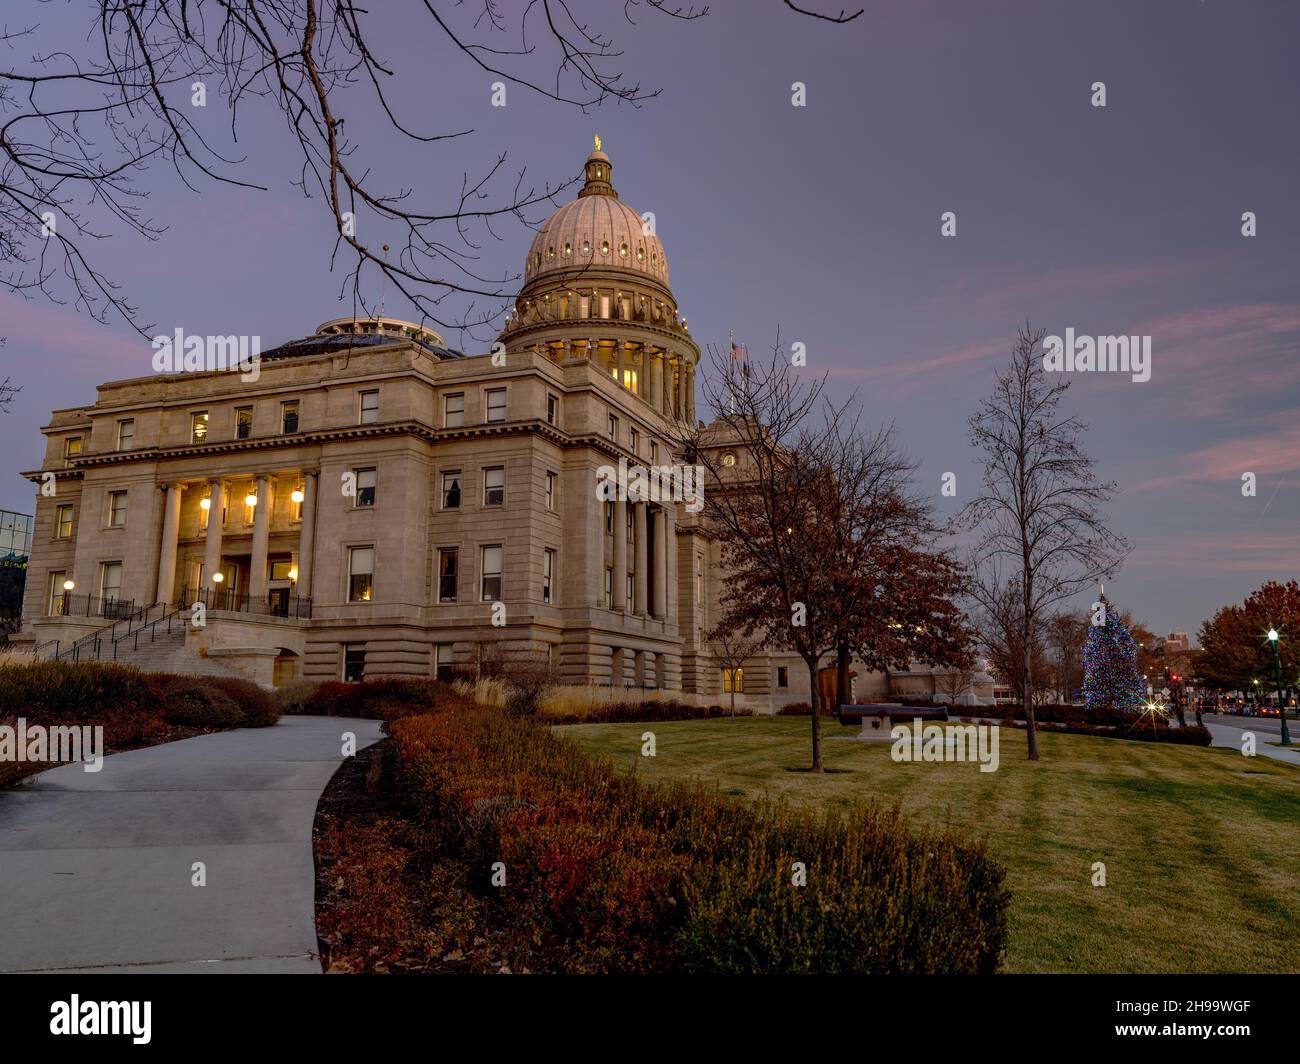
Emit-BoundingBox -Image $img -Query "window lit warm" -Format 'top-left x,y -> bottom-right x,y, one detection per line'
348,546 -> 374,602
55,504 -> 73,540
191,412 -> 209,443
723,668 -> 744,694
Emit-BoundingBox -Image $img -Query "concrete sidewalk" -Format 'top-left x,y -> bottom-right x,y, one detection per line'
0,715 -> 383,973
1203,721 -> 1300,767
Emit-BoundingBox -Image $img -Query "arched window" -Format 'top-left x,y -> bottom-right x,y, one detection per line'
600,239 -> 610,255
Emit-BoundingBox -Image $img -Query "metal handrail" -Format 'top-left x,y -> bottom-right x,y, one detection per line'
112,608 -> 182,660
55,602 -> 168,662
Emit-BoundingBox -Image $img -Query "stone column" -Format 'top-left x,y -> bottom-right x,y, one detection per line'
249,473 -> 271,599
648,344 -> 661,412
686,363 -> 695,424
202,477 -> 225,592
616,340 -> 626,390
665,502 -> 678,625
633,502 -> 648,616
297,471 -> 318,600
663,354 -> 673,415
612,497 -> 627,611
652,506 -> 667,618
155,482 -> 183,606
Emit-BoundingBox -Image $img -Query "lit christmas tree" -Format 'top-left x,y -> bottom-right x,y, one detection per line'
1082,591 -> 1145,713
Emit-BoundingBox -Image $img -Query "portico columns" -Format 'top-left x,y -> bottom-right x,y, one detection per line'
612,498 -> 628,610
202,477 -> 225,590
616,340 -> 626,390
665,503 -> 678,624
249,473 -> 271,599
633,502 -> 648,616
297,472 -> 318,600
652,506 -> 667,618
155,482 -> 182,606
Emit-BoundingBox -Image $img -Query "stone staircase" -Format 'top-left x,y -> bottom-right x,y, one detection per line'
106,627 -> 245,679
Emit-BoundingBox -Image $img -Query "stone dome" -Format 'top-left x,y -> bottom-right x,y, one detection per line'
522,146 -> 669,289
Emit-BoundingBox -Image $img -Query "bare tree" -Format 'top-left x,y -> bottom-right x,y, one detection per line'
961,324 -> 1129,760
1045,610 -> 1086,703
934,648 -> 979,706
706,618 -> 767,720
0,2 -> 707,336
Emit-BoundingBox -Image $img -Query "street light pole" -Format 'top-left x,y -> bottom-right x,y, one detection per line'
1268,629 -> 1292,746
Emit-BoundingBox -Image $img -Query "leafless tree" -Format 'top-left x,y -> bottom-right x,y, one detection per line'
934,649 -> 978,705
706,617 -> 767,720
961,324 -> 1129,760
0,2 -> 707,337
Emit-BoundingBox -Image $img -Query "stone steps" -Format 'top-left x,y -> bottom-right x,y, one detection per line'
102,629 -> 245,679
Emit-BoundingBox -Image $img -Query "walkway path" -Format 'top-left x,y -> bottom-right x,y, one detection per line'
0,715 -> 383,973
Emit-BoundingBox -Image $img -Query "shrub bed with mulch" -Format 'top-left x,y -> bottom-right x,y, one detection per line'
315,692 -> 1011,974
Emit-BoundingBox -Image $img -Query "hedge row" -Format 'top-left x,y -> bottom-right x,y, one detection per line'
278,678 -> 472,721
389,702 -> 1010,974
0,659 -> 281,786
542,699 -> 752,725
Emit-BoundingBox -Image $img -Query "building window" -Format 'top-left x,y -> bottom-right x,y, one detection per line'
604,567 -> 613,608
626,573 -> 634,605
55,504 -> 73,540
281,400 -> 300,434
63,437 -> 82,466
546,394 -> 558,425
191,412 -> 209,444
605,502 -> 614,534
48,572 -> 67,615
445,393 -> 465,428
348,546 -> 374,602
442,471 -> 462,509
354,468 -> 376,508
343,644 -> 366,683
236,407 -> 253,439
546,472 -> 557,512
543,549 -> 555,604
438,548 -> 459,603
435,644 -> 455,683
627,506 -> 635,542
607,413 -> 617,441
777,666 -> 789,689
359,389 -> 379,425
100,561 -> 123,603
116,419 -> 134,451
723,668 -> 744,694
270,560 -> 294,581
650,441 -> 658,464
630,426 -> 639,453
695,555 -> 703,602
107,490 -> 127,528
481,545 -> 502,601
483,466 -> 505,507
486,388 -> 507,423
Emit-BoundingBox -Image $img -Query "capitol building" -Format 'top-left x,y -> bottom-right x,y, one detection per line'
19,141 -> 993,708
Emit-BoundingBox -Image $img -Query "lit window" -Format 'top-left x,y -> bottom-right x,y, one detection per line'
445,392 -> 465,428
547,246 -> 555,260
116,419 -> 134,450
359,390 -> 379,425
236,407 -> 253,439
581,239 -> 590,256
107,491 -> 127,528
343,644 -> 366,683
483,466 -> 505,506
63,437 -> 82,466
191,412 -> 209,443
546,472 -> 557,512
348,546 -> 374,602
563,242 -> 572,257
280,401 -> 299,434
600,240 -> 609,255
481,545 -> 502,601
438,548 -> 458,602
442,471 -> 462,509
354,468 -> 376,508
486,388 -> 507,423
723,668 -> 744,694
636,246 -> 645,262
542,549 -> 555,604
48,572 -> 67,615
619,242 -> 628,257
55,504 -> 73,540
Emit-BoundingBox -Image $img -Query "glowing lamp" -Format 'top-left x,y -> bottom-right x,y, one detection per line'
290,489 -> 305,504
212,572 -> 224,584
199,498 -> 211,510
245,493 -> 258,507
62,579 -> 75,591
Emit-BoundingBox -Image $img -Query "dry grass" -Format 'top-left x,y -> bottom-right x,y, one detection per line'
537,685 -> 718,720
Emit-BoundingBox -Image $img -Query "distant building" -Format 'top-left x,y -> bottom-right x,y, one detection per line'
0,509 -> 34,626
1164,632 -> 1191,654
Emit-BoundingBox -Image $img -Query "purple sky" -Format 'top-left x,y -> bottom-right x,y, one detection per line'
2,0 -> 1298,638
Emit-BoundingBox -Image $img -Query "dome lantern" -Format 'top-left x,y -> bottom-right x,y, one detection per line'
578,134 -> 616,200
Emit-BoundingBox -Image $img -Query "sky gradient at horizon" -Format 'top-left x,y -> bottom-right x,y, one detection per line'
1,0 -> 1297,639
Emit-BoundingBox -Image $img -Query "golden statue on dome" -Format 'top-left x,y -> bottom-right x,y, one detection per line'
594,133 -> 602,152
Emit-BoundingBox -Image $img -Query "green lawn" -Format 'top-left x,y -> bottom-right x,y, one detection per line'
558,716 -> 1300,973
